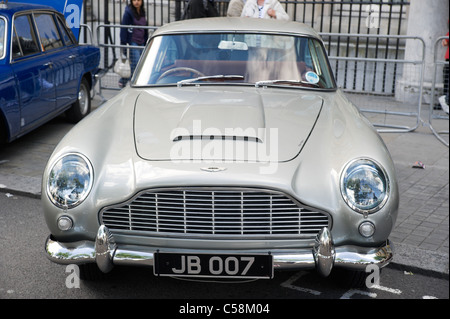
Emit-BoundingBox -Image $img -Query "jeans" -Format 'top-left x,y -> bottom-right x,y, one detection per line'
119,42 -> 145,87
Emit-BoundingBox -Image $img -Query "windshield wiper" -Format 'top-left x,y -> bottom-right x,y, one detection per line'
255,79 -> 319,88
177,75 -> 244,87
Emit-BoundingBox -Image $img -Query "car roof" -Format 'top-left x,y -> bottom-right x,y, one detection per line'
152,17 -> 322,40
0,2 -> 56,17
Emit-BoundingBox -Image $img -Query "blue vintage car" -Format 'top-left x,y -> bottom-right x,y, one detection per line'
0,2 -> 100,143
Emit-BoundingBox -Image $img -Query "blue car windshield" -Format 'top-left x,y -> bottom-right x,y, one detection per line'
133,32 -> 336,89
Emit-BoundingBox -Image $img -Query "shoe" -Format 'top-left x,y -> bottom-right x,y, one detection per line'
438,95 -> 449,114
118,81 -> 124,89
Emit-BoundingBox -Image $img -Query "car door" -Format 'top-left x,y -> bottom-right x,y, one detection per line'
10,13 -> 56,128
54,14 -> 79,109
33,12 -> 78,110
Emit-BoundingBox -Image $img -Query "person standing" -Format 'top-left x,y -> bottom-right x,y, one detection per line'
438,20 -> 449,113
227,0 -> 246,17
241,0 -> 289,20
119,0 -> 148,88
182,0 -> 218,19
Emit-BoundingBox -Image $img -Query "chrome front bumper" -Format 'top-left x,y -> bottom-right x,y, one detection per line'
45,226 -> 393,277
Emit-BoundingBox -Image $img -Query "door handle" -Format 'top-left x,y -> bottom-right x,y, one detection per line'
43,62 -> 54,69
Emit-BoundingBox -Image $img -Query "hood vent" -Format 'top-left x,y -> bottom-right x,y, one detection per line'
173,135 -> 262,143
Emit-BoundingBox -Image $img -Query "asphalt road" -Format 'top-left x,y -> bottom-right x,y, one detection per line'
0,192 -> 448,302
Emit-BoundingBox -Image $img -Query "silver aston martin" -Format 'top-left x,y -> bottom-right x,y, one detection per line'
43,17 -> 399,286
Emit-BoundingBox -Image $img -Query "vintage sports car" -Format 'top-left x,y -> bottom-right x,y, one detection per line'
43,18 -> 398,286
0,2 -> 100,143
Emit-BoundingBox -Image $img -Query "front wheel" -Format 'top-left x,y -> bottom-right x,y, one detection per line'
66,78 -> 91,123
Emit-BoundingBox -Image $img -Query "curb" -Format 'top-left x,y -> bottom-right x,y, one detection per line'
390,242 -> 449,278
0,174 -> 41,199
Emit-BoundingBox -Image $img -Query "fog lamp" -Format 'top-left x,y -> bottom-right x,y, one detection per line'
57,216 -> 73,231
359,221 -> 375,238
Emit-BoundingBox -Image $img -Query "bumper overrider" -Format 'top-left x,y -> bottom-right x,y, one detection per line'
45,226 -> 393,278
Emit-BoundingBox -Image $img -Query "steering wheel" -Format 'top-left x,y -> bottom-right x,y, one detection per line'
157,67 -> 205,82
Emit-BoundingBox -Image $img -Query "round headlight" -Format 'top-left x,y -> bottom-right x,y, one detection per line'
340,158 -> 389,214
47,153 -> 93,208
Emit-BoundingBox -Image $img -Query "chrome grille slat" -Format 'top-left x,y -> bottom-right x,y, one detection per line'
100,188 -> 330,238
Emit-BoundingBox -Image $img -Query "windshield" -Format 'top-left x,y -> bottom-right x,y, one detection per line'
0,17 -> 5,59
133,32 -> 336,89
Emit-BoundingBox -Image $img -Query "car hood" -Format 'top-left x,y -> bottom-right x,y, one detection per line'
134,86 -> 323,162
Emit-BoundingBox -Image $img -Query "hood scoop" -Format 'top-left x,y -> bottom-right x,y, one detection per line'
170,93 -> 266,144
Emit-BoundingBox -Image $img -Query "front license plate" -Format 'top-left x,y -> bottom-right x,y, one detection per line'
154,252 -> 273,279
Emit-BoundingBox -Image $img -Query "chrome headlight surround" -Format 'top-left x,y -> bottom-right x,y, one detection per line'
340,158 -> 390,214
47,153 -> 94,209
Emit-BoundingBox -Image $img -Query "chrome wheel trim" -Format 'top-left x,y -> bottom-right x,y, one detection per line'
78,83 -> 89,115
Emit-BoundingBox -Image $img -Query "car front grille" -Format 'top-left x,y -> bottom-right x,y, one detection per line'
100,188 -> 330,239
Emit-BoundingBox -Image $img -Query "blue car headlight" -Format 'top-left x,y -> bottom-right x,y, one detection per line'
340,158 -> 389,214
47,153 -> 93,208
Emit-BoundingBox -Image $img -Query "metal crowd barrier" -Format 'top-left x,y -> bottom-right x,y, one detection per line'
428,35 -> 449,147
79,24 -> 94,45
320,33 -> 426,133
89,27 -> 431,136
95,23 -> 158,96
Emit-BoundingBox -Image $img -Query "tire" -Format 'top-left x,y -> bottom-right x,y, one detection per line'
0,116 -> 7,145
66,77 -> 91,123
